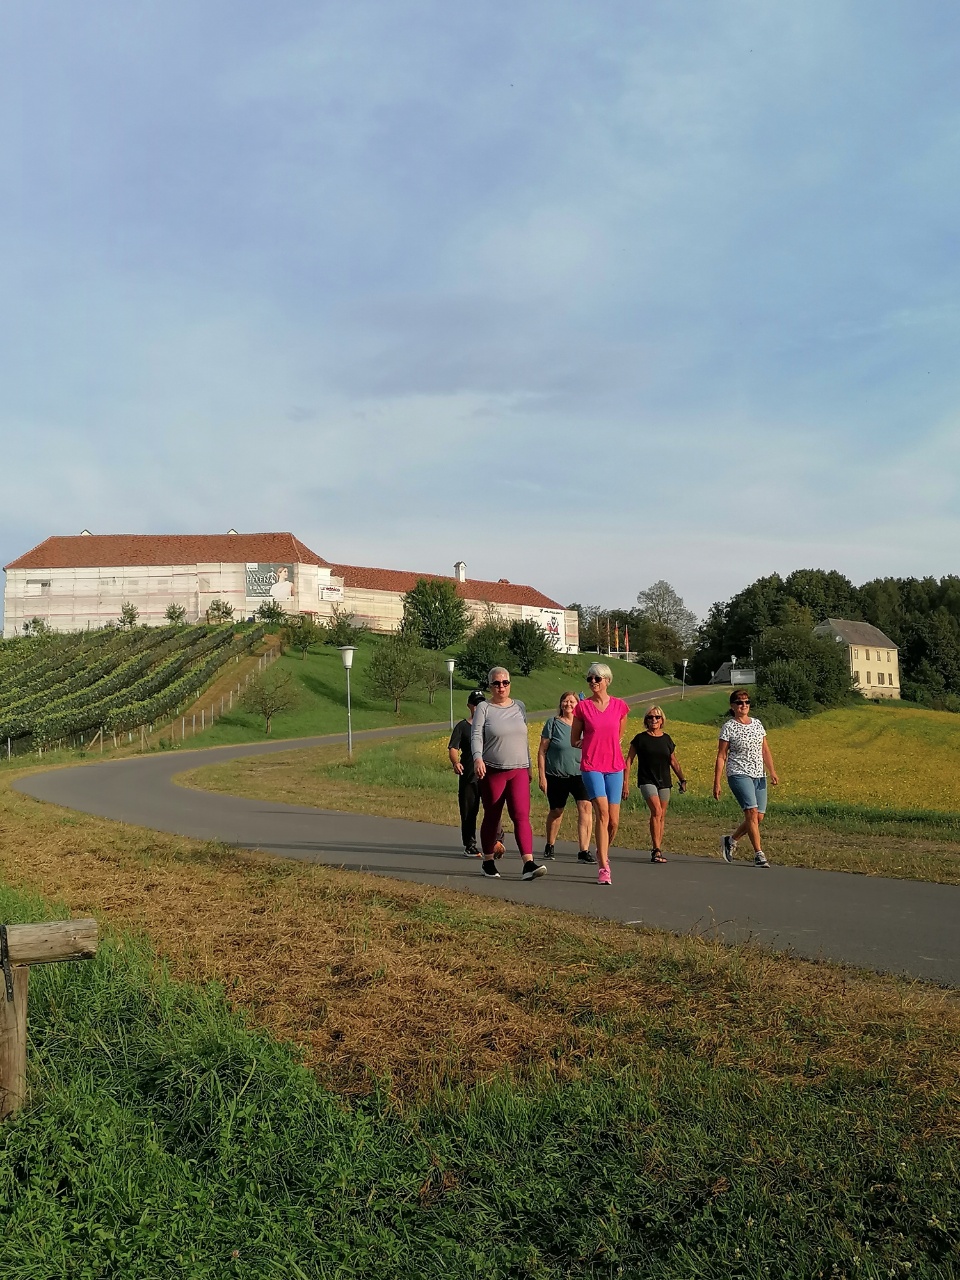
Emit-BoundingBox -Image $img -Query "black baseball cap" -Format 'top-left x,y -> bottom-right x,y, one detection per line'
467,690 -> 486,707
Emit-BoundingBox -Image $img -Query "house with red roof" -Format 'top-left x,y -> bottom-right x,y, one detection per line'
3,532 -> 579,650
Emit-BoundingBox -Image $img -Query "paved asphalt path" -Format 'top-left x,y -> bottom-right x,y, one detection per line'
13,695 -> 960,987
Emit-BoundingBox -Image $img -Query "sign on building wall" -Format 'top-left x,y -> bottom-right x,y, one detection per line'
319,582 -> 344,601
245,563 -> 295,602
521,606 -> 566,649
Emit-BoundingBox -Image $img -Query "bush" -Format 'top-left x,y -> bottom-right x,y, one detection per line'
206,599 -> 235,623
364,635 -> 428,713
254,600 -> 288,625
506,619 -> 554,676
635,651 -> 673,679
240,666 -> 302,735
758,658 -> 816,713
323,605 -> 368,648
756,625 -> 853,707
459,621 -> 511,686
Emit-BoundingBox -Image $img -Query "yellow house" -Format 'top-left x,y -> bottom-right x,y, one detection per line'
815,618 -> 901,700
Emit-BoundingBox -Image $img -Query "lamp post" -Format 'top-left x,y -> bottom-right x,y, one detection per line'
446,658 -> 456,730
339,646 -> 356,758
681,658 -> 688,699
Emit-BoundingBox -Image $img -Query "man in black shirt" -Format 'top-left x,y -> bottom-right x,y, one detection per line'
448,691 -> 486,855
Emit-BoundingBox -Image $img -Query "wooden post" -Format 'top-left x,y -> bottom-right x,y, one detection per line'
0,919 -> 98,1120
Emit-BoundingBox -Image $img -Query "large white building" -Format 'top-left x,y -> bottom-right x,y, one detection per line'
3,531 -> 579,651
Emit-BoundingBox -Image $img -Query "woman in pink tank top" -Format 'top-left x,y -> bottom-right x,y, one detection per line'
571,662 -> 630,885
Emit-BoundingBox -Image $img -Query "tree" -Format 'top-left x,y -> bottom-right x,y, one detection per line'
459,620 -> 511,686
164,603 -> 187,624
506,619 -> 554,676
255,600 -> 288,624
206,598 -> 234,623
421,656 -> 447,705
282,615 -> 324,660
635,581 -> 698,646
118,601 -> 140,629
365,635 -> 428,713
759,658 -> 816,713
755,625 -> 853,707
240,667 -> 302,734
401,578 -> 470,650
323,604 -> 368,647
21,617 -> 52,638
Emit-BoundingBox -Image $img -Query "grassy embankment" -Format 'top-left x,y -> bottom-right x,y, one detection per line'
165,641 -> 669,747
0,768 -> 958,1277
189,699 -> 960,885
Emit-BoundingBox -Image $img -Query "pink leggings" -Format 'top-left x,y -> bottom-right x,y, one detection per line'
480,768 -> 533,858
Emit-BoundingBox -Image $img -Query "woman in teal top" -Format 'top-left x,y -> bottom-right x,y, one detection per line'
537,692 -> 595,862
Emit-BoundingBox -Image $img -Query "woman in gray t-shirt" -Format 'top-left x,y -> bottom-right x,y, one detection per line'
470,666 -> 546,881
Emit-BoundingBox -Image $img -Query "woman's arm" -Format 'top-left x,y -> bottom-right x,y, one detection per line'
669,751 -> 687,792
537,737 -> 549,792
570,713 -> 584,749
471,704 -> 488,781
622,744 -> 636,799
448,745 -> 463,775
762,737 -> 779,785
713,740 -> 729,800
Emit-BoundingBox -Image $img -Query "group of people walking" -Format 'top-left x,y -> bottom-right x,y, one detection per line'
448,667 -> 779,883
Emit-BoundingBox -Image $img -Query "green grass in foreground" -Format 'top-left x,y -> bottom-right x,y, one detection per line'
176,642 -> 668,748
1,882 -> 957,1279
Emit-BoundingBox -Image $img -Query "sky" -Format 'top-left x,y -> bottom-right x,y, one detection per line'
2,1 -> 960,619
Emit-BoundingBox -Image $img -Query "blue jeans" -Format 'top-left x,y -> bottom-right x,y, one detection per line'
727,774 -> 767,814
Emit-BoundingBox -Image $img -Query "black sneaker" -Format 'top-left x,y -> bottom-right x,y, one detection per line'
577,849 -> 596,864
543,843 -> 555,860
481,860 -> 501,878
721,835 -> 737,863
521,861 -> 547,881
463,844 -> 480,858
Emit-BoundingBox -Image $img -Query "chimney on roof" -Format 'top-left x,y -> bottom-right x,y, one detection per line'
80,529 -> 92,536
498,578 -> 509,584
227,528 -> 238,535
454,560 -> 466,583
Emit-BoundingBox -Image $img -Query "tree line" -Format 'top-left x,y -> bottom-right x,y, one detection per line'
692,568 -> 960,708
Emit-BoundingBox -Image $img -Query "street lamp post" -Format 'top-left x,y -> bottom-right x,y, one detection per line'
446,658 -> 456,731
681,658 -> 688,699
339,646 -> 356,758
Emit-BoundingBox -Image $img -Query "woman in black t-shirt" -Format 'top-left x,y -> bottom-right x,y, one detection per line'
623,706 -> 687,863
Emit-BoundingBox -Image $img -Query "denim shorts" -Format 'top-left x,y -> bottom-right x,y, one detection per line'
582,770 -> 624,804
727,774 -> 767,814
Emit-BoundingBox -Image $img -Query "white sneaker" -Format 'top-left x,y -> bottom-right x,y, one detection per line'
754,851 -> 769,867
721,835 -> 737,863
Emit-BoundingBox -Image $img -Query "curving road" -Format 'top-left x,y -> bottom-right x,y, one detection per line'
13,712 -> 960,987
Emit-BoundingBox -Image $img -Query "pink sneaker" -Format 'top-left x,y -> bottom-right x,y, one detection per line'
597,867 -> 611,886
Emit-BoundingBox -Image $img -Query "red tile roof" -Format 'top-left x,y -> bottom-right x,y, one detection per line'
5,533 -> 329,571
328,563 -> 563,610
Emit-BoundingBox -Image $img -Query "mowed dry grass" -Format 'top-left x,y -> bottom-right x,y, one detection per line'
188,731 -> 960,884
2,767 -> 960,1122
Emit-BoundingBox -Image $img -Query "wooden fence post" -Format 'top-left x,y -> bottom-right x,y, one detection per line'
0,919 -> 99,1120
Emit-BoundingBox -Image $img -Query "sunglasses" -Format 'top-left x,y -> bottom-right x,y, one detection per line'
733,700 -> 750,705
645,715 -> 663,721
490,679 -> 511,687
586,675 -> 605,684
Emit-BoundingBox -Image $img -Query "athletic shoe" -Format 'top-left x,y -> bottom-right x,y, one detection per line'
577,849 -> 596,864
754,851 -> 769,867
721,835 -> 737,863
521,861 -> 547,881
492,840 -> 506,859
463,844 -> 481,857
543,843 -> 555,860
481,860 -> 501,878
597,867 -> 612,886
651,850 -> 667,864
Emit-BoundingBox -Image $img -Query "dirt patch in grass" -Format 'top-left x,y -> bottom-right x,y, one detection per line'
187,737 -> 960,885
2,765 -> 959,1115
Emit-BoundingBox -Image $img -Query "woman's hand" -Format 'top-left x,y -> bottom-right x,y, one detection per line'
475,759 -> 487,781
621,780 -> 630,800
769,770 -> 779,786
453,762 -> 464,775
538,775 -> 547,794
713,782 -> 722,801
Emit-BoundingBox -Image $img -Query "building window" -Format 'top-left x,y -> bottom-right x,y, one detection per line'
878,672 -> 884,686
853,670 -> 860,683
887,651 -> 892,662
25,580 -> 51,597
853,648 -> 859,660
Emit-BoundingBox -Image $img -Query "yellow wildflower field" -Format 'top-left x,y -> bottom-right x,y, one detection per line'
630,702 -> 960,812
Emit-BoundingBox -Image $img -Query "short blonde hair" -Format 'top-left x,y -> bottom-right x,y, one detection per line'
643,704 -> 666,726
488,666 -> 511,686
585,661 -> 612,684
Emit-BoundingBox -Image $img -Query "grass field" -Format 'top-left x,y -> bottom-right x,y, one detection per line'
0,770 -> 958,1276
188,702 -> 960,884
166,641 -> 668,747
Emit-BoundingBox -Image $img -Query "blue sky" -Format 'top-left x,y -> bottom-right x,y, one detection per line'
2,1 -> 959,617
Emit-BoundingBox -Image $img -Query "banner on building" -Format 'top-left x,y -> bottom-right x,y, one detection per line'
245,563 -> 295,602
521,606 -> 566,650
319,582 -> 344,602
